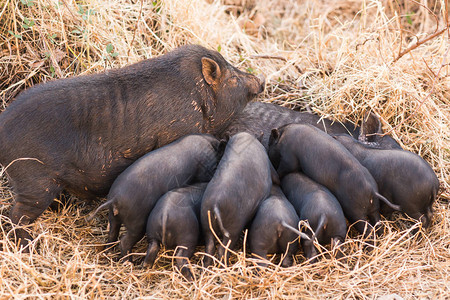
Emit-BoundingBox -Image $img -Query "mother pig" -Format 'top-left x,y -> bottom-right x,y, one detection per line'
0,44 -> 264,247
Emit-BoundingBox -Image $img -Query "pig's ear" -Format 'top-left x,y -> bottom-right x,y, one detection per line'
218,139 -> 227,153
359,112 -> 382,143
270,162 -> 280,185
202,57 -> 222,86
222,132 -> 231,141
268,128 -> 280,146
212,139 -> 228,158
256,131 -> 264,143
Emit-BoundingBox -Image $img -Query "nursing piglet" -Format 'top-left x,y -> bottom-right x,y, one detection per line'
249,185 -> 307,267
89,134 -> 222,260
333,134 -> 439,228
201,132 -> 276,267
281,172 -> 347,262
144,183 -> 207,281
268,124 -> 400,237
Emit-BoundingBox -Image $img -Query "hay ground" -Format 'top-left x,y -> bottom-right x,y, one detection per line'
0,0 -> 449,298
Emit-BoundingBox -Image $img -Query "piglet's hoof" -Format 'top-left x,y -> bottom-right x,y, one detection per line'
179,267 -> 194,282
11,228 -> 34,253
122,259 -> 134,267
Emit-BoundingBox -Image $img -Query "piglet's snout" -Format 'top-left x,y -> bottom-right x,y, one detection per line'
256,74 -> 266,94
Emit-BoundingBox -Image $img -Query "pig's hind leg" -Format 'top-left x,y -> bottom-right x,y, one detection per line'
217,235 -> 236,266
280,242 -> 297,267
250,229 -> 276,267
143,239 -> 160,268
331,237 -> 346,262
251,250 -> 269,268
202,232 -> 216,268
174,245 -> 196,281
119,230 -> 145,262
119,214 -> 148,261
352,219 -> 378,249
106,206 -> 121,245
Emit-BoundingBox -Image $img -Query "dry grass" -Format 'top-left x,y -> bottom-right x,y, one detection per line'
1,0 -> 449,298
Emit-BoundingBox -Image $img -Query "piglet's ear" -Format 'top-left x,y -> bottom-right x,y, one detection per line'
269,128 -> 280,146
218,139 -> 227,153
256,131 -> 264,143
359,111 -> 382,143
270,163 -> 280,185
202,57 -> 222,86
211,138 -> 227,158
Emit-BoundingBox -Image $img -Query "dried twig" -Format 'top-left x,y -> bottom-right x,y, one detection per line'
393,27 -> 447,62
127,0 -> 144,61
250,55 -> 303,73
409,0 -> 440,33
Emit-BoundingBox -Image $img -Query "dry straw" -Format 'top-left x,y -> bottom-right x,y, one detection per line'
1,0 -> 449,298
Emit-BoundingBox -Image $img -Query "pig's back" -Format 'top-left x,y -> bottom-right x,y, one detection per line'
203,133 -> 272,212
223,102 -> 356,149
295,125 -> 359,174
365,149 -> 439,195
288,125 -> 374,196
108,136 -> 210,202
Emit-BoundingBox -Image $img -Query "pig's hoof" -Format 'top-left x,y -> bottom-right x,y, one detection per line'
19,243 -> 31,253
252,266 -> 265,277
122,260 -> 134,267
201,257 -> 213,269
15,237 -> 33,253
119,254 -> 134,265
142,260 -> 155,269
180,268 -> 194,282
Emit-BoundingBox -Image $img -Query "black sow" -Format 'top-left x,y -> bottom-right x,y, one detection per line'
0,44 -> 264,247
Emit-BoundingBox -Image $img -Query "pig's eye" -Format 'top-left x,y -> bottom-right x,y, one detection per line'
248,89 -> 258,98
229,75 -> 239,82
227,76 -> 239,87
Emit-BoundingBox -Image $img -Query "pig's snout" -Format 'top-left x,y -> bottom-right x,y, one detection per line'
419,208 -> 433,229
247,74 -> 265,98
256,74 -> 266,94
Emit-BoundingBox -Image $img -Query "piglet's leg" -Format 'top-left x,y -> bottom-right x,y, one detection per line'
358,220 -> 375,238
280,238 -> 298,267
251,251 -> 269,268
119,230 -> 145,262
106,207 -> 122,245
174,246 -> 195,281
281,253 -> 294,268
303,244 -> 318,264
368,211 -> 383,236
331,237 -> 347,263
217,236 -> 233,266
203,233 -> 215,268
353,220 -> 377,248
143,239 -> 160,268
